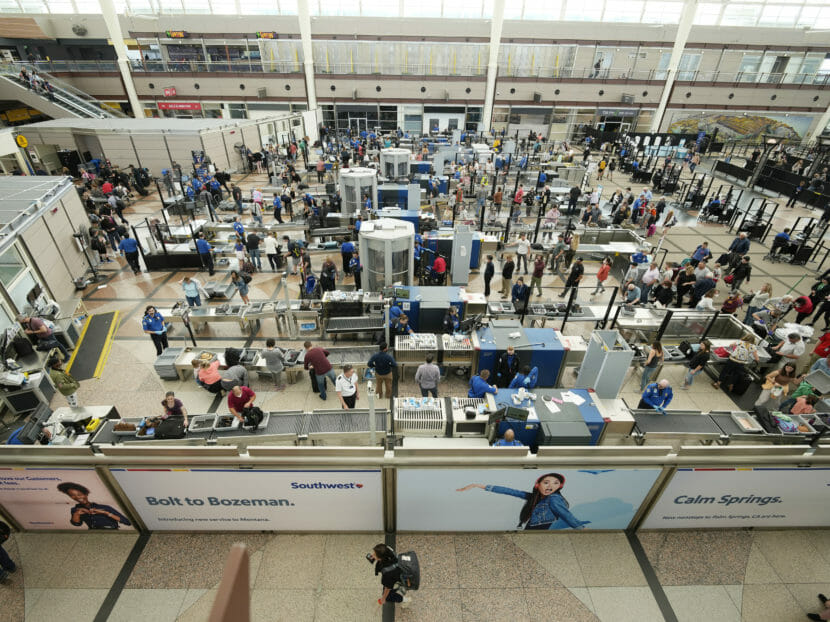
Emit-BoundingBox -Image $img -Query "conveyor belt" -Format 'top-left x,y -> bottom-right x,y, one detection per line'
325,316 -> 385,334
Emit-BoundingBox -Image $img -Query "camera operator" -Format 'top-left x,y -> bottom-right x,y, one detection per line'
368,543 -> 411,607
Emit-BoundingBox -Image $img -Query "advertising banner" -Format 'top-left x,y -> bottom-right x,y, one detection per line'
0,468 -> 134,531
396,468 -> 661,531
642,467 -> 830,529
112,468 -> 383,531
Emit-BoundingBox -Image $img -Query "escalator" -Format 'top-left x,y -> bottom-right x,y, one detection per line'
0,65 -> 127,120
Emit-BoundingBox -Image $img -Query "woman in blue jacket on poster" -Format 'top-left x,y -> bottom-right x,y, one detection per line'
456,472 -> 589,530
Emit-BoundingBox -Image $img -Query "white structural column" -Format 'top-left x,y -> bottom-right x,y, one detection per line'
99,0 -> 143,118
297,0 -> 318,110
649,0 -> 698,133
807,104 -> 830,143
482,0 -> 506,131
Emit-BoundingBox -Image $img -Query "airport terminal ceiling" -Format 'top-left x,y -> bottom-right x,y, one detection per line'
1,0 -> 829,29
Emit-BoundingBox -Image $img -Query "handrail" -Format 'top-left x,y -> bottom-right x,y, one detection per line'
9,57 -> 830,85
0,65 -> 125,118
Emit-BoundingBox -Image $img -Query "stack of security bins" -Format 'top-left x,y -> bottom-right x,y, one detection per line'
154,347 -> 183,380
536,400 -> 592,446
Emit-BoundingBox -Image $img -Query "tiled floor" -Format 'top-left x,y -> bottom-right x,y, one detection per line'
3,160 -> 829,621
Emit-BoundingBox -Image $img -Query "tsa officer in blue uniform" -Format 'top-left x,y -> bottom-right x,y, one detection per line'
638,379 -> 673,413
142,305 -> 168,356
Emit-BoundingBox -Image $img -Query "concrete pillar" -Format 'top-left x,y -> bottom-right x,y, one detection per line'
482,0 -> 505,132
807,104 -> 830,144
297,0 -> 318,111
99,0 -> 143,118
649,0 -> 698,133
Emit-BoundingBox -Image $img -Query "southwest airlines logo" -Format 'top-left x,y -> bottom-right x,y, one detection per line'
291,481 -> 364,489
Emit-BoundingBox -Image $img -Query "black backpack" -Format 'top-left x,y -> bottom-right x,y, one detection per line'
382,550 -> 421,592
240,271 -> 253,284
155,417 -> 186,439
242,406 -> 264,431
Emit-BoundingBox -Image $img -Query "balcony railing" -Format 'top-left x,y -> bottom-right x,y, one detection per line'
14,58 -> 830,86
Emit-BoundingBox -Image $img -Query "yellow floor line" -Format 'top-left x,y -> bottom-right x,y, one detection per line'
64,315 -> 90,374
93,310 -> 121,378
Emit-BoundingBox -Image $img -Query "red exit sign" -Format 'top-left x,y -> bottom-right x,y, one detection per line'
163,87 -> 176,97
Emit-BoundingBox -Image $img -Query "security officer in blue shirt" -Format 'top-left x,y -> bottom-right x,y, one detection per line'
442,306 -> 461,334
340,239 -> 355,275
233,217 -> 245,240
272,194 -> 283,224
638,379 -> 673,414
349,252 -> 362,290
631,250 -> 649,265
468,369 -> 498,398
118,233 -> 141,274
363,194 -> 373,212
493,429 -> 524,447
142,305 -> 168,356
195,233 -> 214,276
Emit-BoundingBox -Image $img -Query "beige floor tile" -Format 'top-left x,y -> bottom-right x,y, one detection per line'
588,586 -> 664,622
570,533 -> 647,587
176,588 -> 217,622
460,587 -> 531,622
49,533 -> 137,589
724,584 -> 743,614
743,544 -> 783,584
254,534 -> 325,589
109,589 -> 188,622
176,588 -> 208,616
664,585 -> 741,622
15,534 -> 85,588
396,534 -> 459,589
508,533 -> 586,587
785,582 -> 830,618
524,587 -> 598,621
568,587 -> 596,613
313,588 -> 382,622
454,534 -> 526,589
740,583 -> 806,622
25,588 -> 109,622
752,531 -> 830,584
320,534 -> 385,589
24,588 -> 44,619
250,588 -> 316,622
395,589 -> 464,622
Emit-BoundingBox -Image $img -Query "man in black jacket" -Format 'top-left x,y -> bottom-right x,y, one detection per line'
567,186 -> 581,214
483,255 -> 495,297
730,256 -> 752,292
496,345 -> 520,388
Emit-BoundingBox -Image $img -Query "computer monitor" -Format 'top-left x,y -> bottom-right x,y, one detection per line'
394,287 -> 410,299
488,407 -> 506,425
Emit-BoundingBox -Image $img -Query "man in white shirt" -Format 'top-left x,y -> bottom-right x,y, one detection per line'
336,364 -> 359,409
516,233 -> 530,275
640,262 -> 661,304
772,333 -> 805,361
263,232 -> 280,272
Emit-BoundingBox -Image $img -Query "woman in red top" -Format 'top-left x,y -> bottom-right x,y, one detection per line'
591,257 -> 612,296
807,331 -> 830,371
794,295 -> 814,324
720,293 -> 744,315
